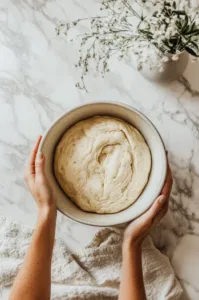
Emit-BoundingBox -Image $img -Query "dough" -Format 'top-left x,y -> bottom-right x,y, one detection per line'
54,116 -> 151,214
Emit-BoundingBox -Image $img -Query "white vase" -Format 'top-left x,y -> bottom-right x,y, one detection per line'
139,51 -> 189,83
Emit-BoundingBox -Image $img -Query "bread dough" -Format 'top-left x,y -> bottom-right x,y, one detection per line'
54,116 -> 151,214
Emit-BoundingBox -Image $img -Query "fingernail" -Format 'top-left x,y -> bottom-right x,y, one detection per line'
158,195 -> 167,204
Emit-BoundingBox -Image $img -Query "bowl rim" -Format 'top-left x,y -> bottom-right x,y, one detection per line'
40,101 -> 167,226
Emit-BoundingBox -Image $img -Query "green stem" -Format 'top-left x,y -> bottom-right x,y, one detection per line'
122,0 -> 141,20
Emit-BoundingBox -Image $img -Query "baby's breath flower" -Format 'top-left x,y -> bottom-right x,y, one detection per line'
155,3 -> 164,10
157,37 -> 164,44
179,1 -> 189,11
170,19 -> 176,26
153,31 -> 162,39
172,55 -> 179,61
162,56 -> 169,62
160,24 -> 166,32
56,0 -> 199,91
165,25 -> 177,39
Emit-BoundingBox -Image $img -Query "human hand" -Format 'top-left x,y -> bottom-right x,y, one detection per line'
25,136 -> 56,213
123,160 -> 173,250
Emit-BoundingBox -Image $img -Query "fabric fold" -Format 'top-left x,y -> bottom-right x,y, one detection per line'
0,216 -> 182,299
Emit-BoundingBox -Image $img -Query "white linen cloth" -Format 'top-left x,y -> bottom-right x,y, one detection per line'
0,216 -> 182,299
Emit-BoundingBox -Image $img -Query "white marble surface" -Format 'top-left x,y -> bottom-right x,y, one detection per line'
1,1 -> 199,299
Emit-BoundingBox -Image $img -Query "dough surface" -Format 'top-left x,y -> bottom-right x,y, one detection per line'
54,116 -> 151,214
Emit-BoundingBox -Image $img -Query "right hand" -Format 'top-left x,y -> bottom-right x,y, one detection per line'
24,136 -> 56,212
123,160 -> 173,249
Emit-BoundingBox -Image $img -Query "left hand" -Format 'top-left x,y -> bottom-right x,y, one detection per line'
24,136 -> 56,212
123,160 -> 173,249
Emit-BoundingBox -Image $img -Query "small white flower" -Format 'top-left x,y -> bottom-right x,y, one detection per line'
172,54 -> 179,61
165,25 -> 177,39
172,15 -> 178,21
156,3 -> 164,10
153,30 -> 162,39
157,37 -> 164,44
178,2 -> 187,11
170,19 -> 176,25
160,24 -> 166,32
159,66 -> 164,72
150,17 -> 158,24
168,23 -> 177,33
162,56 -> 169,62
165,32 -> 171,39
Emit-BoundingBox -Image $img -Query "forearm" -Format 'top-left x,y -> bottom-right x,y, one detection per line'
9,207 -> 57,300
119,242 -> 147,300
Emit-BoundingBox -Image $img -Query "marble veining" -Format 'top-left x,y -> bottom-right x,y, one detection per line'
1,1 -> 199,299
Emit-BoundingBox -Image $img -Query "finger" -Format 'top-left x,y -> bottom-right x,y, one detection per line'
35,151 -> 45,177
152,203 -> 168,228
161,162 -> 173,198
145,195 -> 168,220
26,136 -> 42,177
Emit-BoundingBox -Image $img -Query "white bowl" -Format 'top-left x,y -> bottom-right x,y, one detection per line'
40,102 -> 167,226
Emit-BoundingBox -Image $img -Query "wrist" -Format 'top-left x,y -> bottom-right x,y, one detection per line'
38,204 -> 57,220
122,238 -> 142,254
122,241 -> 142,265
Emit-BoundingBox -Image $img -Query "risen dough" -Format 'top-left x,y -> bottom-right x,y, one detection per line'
54,116 -> 151,214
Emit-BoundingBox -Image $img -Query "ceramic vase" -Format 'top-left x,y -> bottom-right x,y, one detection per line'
139,51 -> 189,83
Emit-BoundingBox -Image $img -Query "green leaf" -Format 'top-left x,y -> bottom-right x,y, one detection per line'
187,22 -> 196,34
162,41 -> 171,51
189,41 -> 199,50
185,46 -> 198,57
173,10 -> 186,15
173,2 -> 176,9
183,25 -> 191,35
138,29 -> 153,37
186,29 -> 199,36
181,15 -> 189,34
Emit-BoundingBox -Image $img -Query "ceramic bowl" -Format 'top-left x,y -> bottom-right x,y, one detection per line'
40,102 -> 167,226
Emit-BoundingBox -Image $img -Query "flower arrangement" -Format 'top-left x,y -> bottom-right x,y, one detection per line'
56,0 -> 199,91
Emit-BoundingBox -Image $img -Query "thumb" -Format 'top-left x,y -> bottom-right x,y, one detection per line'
152,203 -> 168,228
146,195 -> 167,219
35,152 -> 45,177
